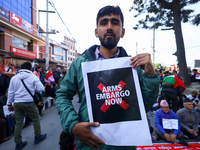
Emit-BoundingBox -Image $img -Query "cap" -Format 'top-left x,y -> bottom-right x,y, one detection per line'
34,63 -> 39,65
183,98 -> 192,104
3,55 -> 11,58
160,100 -> 169,107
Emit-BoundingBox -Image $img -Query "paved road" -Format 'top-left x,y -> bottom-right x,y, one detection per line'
0,95 -> 80,150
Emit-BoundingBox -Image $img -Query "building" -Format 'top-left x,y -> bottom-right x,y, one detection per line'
0,0 -> 46,68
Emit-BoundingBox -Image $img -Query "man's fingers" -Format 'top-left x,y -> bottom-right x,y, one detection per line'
88,122 -> 100,127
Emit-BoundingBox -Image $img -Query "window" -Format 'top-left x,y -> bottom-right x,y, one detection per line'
39,53 -> 43,58
55,47 -> 63,53
55,55 -> 63,61
64,50 -> 67,61
12,36 -> 30,50
1,0 -> 32,24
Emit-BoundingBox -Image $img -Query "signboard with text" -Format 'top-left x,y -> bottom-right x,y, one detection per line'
10,11 -> 22,28
10,46 -> 36,59
82,57 -> 151,146
22,19 -> 33,34
0,6 -> 10,21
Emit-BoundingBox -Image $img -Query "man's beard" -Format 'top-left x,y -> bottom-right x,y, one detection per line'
99,33 -> 119,50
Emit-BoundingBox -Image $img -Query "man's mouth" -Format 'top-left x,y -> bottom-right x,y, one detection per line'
104,33 -> 115,38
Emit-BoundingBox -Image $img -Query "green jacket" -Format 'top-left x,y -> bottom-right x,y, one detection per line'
56,45 -> 160,150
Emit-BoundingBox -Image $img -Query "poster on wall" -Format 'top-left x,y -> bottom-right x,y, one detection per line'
82,57 -> 152,146
0,6 -> 10,21
10,11 -> 22,28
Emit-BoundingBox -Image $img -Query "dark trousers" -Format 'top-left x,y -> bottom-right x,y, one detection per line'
181,127 -> 197,139
0,118 -> 7,141
163,91 -> 178,113
155,128 -> 184,140
45,85 -> 51,97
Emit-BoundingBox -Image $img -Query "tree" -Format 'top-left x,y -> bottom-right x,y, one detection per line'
130,0 -> 200,86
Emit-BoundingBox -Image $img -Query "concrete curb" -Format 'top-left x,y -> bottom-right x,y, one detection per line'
42,97 -> 55,112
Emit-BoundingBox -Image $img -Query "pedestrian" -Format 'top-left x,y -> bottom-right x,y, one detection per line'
56,5 -> 160,150
57,71 -> 66,90
176,98 -> 199,139
154,100 -> 188,146
32,63 -> 38,72
7,62 -> 47,150
33,66 -> 42,80
50,83 -> 57,98
0,55 -> 16,96
44,67 -> 55,98
53,67 -> 61,84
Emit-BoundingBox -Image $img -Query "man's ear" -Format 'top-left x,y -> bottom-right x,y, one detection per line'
95,29 -> 98,38
121,28 -> 125,38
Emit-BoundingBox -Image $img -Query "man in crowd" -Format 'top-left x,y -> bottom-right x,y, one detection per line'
176,98 -> 199,139
56,5 -> 159,150
154,100 -> 188,146
7,62 -> 47,150
161,71 -> 186,112
53,67 -> 61,84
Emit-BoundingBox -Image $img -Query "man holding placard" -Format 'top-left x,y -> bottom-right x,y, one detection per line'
56,5 -> 159,150
154,100 -> 188,146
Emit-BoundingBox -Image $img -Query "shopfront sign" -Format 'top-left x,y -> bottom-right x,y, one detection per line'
0,6 -> 10,21
22,19 -> 33,34
10,11 -> 22,28
10,46 -> 36,59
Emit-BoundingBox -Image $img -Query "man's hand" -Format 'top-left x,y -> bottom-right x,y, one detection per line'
72,122 -> 105,149
8,105 -> 14,111
170,134 -> 177,143
130,53 -> 156,75
164,133 -> 171,142
188,129 -> 194,134
194,131 -> 198,136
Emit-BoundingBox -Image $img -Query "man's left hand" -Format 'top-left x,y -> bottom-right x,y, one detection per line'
170,134 -> 177,143
130,53 -> 156,75
8,106 -> 14,111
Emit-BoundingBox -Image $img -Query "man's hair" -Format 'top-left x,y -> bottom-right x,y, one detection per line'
21,62 -> 32,70
96,5 -> 124,27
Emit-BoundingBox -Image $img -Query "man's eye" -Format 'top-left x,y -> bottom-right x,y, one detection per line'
113,22 -> 119,25
101,22 -> 107,25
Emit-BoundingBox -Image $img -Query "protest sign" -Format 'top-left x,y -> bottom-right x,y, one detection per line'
82,57 -> 152,146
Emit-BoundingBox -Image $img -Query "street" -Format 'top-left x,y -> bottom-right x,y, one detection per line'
0,95 -> 80,150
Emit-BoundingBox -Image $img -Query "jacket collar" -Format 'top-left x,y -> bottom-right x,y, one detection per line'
83,45 -> 129,60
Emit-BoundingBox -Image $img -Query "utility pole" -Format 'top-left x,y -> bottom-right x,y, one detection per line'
45,0 -> 49,70
152,27 -> 155,63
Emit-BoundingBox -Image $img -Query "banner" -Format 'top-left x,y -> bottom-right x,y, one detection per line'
82,57 -> 152,146
22,19 -> 33,34
137,143 -> 200,150
10,46 -> 36,59
0,6 -> 10,21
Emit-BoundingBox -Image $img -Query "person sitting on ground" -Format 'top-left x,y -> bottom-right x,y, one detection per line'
0,118 -> 11,144
176,98 -> 199,139
187,90 -> 198,104
154,100 -> 188,146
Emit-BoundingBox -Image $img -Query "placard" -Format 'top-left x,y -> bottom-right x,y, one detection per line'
82,57 -> 152,146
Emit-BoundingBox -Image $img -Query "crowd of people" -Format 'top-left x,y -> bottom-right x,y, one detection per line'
0,55 -> 67,149
0,4 -> 200,150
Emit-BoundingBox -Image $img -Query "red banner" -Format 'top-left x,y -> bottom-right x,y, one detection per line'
10,12 -> 22,28
10,46 -> 36,59
137,143 -> 200,150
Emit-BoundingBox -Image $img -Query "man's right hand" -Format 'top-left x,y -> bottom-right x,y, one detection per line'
72,122 -> 105,149
164,133 -> 171,142
188,129 -> 194,134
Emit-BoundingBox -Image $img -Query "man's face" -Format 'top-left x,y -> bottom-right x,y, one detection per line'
161,106 -> 169,113
184,102 -> 194,111
95,14 -> 125,50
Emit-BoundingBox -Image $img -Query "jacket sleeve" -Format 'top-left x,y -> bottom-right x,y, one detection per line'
7,77 -> 15,105
172,112 -> 181,135
154,111 -> 166,135
34,76 -> 44,92
193,111 -> 199,132
55,63 -> 79,133
137,67 -> 160,113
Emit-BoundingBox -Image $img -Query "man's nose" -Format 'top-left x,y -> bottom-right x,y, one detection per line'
107,21 -> 113,29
